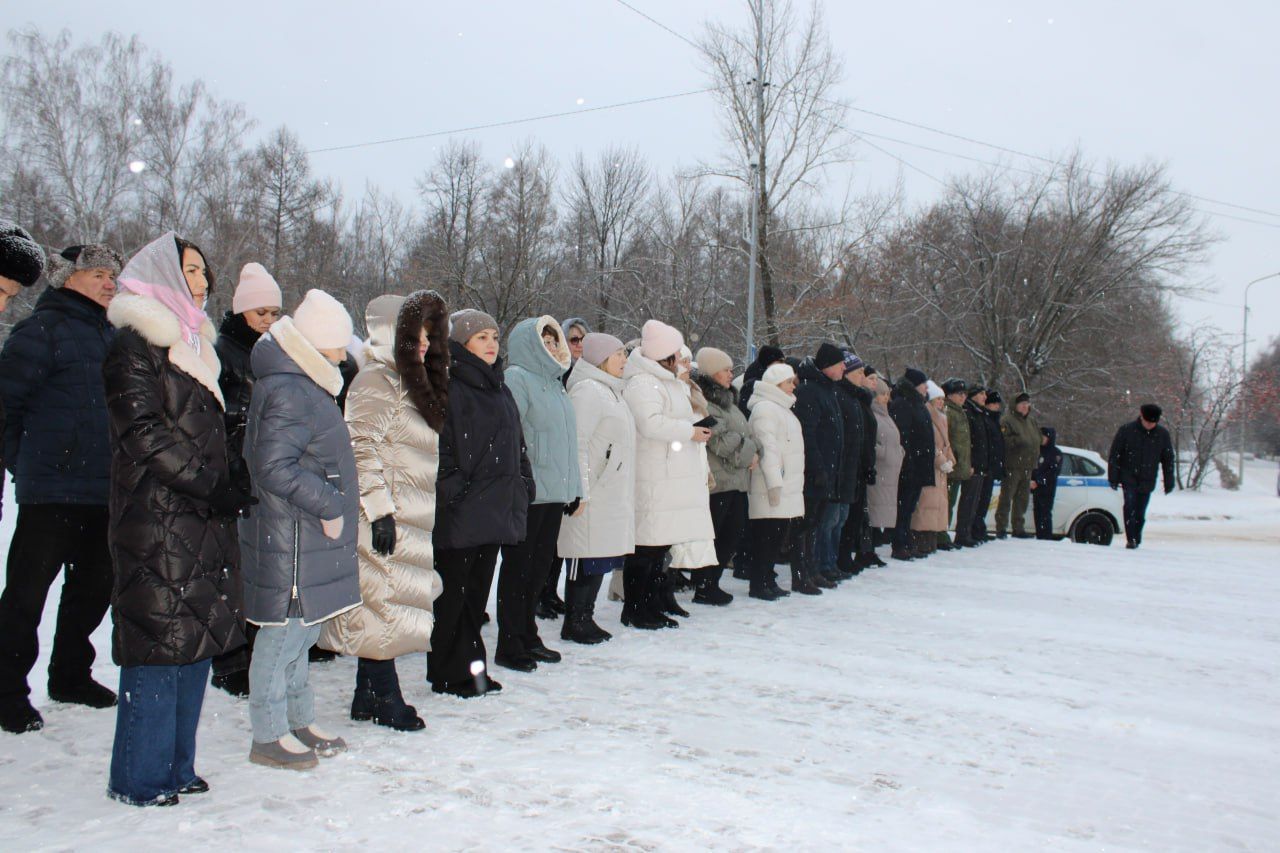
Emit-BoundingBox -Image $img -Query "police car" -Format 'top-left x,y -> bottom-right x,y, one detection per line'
988,445 -> 1123,546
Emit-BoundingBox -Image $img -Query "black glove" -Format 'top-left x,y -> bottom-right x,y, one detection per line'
209,480 -> 258,519
562,498 -> 581,517
865,469 -> 877,486
1110,482 -> 1119,491
371,515 -> 397,556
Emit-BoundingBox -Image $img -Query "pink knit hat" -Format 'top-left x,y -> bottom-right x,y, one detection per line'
233,263 -> 283,314
293,289 -> 353,350
640,319 -> 684,362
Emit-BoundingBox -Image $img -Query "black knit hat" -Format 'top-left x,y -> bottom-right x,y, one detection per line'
966,383 -> 985,398
815,342 -> 845,370
863,364 -> 876,377
1140,403 -> 1162,423
756,344 -> 785,367
903,367 -> 928,387
986,390 -> 1003,404
0,220 -> 45,287
1014,392 -> 1031,404
941,378 -> 967,396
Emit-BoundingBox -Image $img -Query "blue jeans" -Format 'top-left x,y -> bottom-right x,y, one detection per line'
249,619 -> 321,743
817,502 -> 850,572
108,658 -> 212,805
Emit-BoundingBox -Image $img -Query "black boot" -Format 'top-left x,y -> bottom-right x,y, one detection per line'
646,568 -> 680,627
47,676 -> 117,709
790,567 -> 822,596
0,698 -> 44,733
562,574 -> 612,645
657,570 -> 690,618
352,659 -> 424,731
211,669 -> 251,698
693,567 -> 734,606
308,646 -> 338,663
621,563 -> 665,630
537,565 -> 567,619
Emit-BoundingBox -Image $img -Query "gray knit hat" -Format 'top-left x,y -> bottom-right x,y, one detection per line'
0,220 -> 45,287
46,244 -> 125,288
449,308 -> 499,344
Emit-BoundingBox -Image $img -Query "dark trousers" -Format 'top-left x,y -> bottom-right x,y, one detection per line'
710,491 -> 748,568
838,490 -> 872,571
498,503 -> 565,657
973,475 -> 997,540
1122,486 -> 1152,546
427,544 -> 500,688
893,479 -> 925,551
108,658 -> 211,805
793,498 -> 827,578
955,475 -> 986,545
745,518 -> 792,591
1033,486 -> 1057,539
0,504 -> 112,701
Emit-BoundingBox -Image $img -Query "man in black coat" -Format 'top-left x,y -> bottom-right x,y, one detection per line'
839,354 -> 879,573
828,351 -> 866,581
888,368 -> 936,560
791,343 -> 847,592
1108,403 -> 1175,549
1031,426 -> 1063,540
957,385 -> 990,547
974,389 -> 1006,541
0,243 -> 123,733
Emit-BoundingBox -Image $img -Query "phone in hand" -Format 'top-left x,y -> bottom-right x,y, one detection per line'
693,416 -> 718,429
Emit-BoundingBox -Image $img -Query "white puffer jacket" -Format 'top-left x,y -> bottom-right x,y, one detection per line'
557,358 -> 637,559
747,380 -> 806,519
623,349 -> 714,547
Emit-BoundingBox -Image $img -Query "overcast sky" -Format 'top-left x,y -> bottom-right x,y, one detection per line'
11,1 -> 1280,359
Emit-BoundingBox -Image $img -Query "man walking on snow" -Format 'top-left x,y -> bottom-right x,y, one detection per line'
1107,403 -> 1175,549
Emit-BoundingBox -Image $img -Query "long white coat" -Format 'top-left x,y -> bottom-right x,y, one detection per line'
557,358 -> 637,558
622,349 -> 714,547
746,381 -> 806,520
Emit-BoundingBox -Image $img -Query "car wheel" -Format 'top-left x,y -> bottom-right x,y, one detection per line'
1072,512 -> 1114,546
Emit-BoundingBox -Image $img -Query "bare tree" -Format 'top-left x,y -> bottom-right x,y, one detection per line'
699,0 -> 852,344
409,140 -> 489,308
245,127 -> 333,298
1164,325 -> 1242,489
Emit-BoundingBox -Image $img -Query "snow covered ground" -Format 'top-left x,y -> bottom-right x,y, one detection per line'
1,462 -> 1277,851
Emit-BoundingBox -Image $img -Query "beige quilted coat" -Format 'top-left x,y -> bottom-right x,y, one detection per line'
912,403 -> 955,532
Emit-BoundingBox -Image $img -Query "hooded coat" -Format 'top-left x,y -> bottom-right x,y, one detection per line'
214,310 -> 261,463
238,317 -> 361,626
104,235 -> 244,667
1002,408 -> 1043,472
965,399 -> 991,477
557,357 -> 637,559
793,358 -> 845,501
694,371 -> 758,494
912,404 -> 955,532
868,397 -> 904,528
435,340 -> 535,550
623,348 -> 714,547
505,316 -> 581,506
0,285 -> 114,505
945,398 -> 971,482
889,379 -> 936,490
320,292 -> 449,658
746,380 -> 806,520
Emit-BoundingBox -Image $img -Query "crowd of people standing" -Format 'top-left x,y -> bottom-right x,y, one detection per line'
0,219 -> 1176,806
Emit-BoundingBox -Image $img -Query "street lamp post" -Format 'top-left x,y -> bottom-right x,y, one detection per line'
1240,272 -> 1280,485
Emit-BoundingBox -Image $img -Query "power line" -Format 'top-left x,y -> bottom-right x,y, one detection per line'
307,87 -> 720,155
609,0 -> 1280,224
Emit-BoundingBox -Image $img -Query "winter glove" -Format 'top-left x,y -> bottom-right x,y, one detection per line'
562,498 -> 582,517
767,487 -> 782,507
322,516 -> 344,541
371,515 -> 396,556
208,480 -> 258,519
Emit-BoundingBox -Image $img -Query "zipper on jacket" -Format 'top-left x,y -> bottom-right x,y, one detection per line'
291,520 -> 300,600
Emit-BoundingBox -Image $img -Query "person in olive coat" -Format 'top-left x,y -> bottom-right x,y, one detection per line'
209,263 -> 282,697
888,368 -> 935,560
996,392 -> 1041,538
430,310 -> 534,697
941,378 -> 972,548
1107,403 -> 1175,549
104,232 -> 254,807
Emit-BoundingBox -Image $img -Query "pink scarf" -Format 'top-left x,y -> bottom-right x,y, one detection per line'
117,278 -> 208,350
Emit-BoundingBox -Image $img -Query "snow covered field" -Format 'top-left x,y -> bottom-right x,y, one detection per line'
1,463 -> 1277,851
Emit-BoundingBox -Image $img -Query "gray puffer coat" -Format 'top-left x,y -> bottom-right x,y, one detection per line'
694,371 -> 758,494
239,317 -> 361,626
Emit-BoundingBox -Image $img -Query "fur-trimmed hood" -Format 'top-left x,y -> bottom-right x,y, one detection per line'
107,290 -> 224,409
253,316 -> 344,397
508,315 -> 572,378
394,290 -> 449,433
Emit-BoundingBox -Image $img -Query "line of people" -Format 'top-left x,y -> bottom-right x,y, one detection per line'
0,220 -> 1164,808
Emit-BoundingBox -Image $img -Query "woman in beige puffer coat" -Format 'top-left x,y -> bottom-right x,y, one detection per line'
910,381 -> 956,553
320,291 -> 448,732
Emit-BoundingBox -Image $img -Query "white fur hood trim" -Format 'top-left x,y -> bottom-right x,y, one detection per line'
270,316 -> 345,397
107,291 -> 224,410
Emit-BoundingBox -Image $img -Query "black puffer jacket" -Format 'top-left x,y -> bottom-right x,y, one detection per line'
0,286 -> 115,505
104,291 -> 245,667
1108,419 -> 1174,494
214,310 -> 260,462
434,339 -> 535,550
832,379 -> 866,503
965,399 -> 991,476
889,379 -> 935,490
793,357 -> 845,501
855,382 -> 877,489
239,319 -> 361,626
986,408 -> 1007,480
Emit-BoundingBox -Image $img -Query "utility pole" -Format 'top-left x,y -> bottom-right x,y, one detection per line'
744,0 -> 766,366
1240,272 -> 1280,485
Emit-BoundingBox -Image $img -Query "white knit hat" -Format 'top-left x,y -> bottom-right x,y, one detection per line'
640,319 -> 683,362
926,379 -> 944,401
293,289 -> 353,350
233,263 -> 283,314
762,363 -> 796,386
